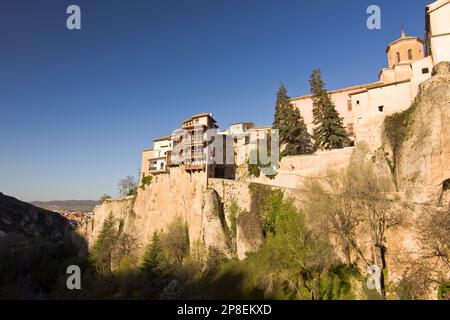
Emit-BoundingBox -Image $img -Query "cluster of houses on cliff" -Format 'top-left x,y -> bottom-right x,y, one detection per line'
141,0 -> 450,182
141,113 -> 272,180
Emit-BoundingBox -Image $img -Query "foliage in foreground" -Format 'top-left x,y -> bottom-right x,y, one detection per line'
21,175 -> 446,300
50,191 -> 359,300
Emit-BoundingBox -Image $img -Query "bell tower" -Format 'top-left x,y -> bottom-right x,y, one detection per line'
386,31 -> 425,68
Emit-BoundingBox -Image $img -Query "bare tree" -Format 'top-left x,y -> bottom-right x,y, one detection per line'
419,206 -> 450,269
118,175 -> 138,197
303,159 -> 402,298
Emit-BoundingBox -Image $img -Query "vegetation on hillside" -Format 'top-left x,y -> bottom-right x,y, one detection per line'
383,99 -> 417,174
2,181 -> 447,300
99,194 -> 112,203
301,157 -> 402,299
47,187 -> 361,300
0,193 -> 85,299
140,175 -> 153,190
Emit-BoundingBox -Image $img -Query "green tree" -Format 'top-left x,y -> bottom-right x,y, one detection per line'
141,232 -> 164,277
273,83 -> 312,156
245,191 -> 354,300
310,69 -> 349,150
260,189 -> 285,235
99,194 -> 112,203
162,219 -> 190,266
90,212 -> 117,276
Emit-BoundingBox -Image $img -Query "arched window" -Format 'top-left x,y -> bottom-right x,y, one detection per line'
408,49 -> 413,60
396,52 -> 401,63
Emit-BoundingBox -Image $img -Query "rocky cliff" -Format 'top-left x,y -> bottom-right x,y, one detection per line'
0,192 -> 74,241
85,168 -> 231,258
384,61 -> 450,205
82,64 -> 449,298
0,192 -> 85,298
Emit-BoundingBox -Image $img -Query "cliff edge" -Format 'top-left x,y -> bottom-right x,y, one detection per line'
384,61 -> 450,205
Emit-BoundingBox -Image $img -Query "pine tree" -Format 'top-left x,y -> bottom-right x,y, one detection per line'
90,212 -> 117,276
273,83 -> 312,156
141,232 -> 163,277
310,69 -> 349,150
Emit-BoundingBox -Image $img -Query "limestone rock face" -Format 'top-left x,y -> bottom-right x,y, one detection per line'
349,141 -> 396,192
396,61 -> 450,204
87,168 -> 230,258
83,196 -> 135,246
201,189 -> 230,256
236,210 -> 264,260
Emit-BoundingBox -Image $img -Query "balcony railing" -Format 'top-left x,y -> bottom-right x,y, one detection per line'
149,167 -> 168,174
184,161 -> 206,171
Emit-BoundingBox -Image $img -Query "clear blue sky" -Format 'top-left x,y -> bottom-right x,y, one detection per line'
0,0 -> 429,201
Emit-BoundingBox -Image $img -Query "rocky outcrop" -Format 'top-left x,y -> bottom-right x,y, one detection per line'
86,168 -> 231,258
388,62 -> 450,204
83,196 -> 135,246
0,192 -> 86,298
201,189 -> 230,256
236,210 -> 264,260
0,192 -> 73,241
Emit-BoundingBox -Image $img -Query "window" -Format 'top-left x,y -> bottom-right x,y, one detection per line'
194,118 -> 200,124
408,49 -> 413,60
378,106 -> 384,112
356,100 -> 360,105
347,100 -> 352,112
396,52 -> 401,63
422,68 -> 429,74
347,123 -> 354,136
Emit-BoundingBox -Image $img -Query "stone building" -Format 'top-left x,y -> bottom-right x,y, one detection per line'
291,0 -> 449,151
141,0 -> 448,182
169,113 -> 218,173
141,114 -> 272,181
426,0 -> 450,64
140,148 -> 154,179
148,136 -> 172,174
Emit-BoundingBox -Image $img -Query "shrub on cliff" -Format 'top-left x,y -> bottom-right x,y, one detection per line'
99,194 -> 112,203
247,132 -> 279,180
383,101 -> 417,173
140,175 -> 153,190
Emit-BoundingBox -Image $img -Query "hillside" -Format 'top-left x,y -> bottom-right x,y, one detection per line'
0,192 -> 86,299
31,200 -> 99,213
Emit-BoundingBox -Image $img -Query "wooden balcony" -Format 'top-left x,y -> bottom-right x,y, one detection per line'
184,162 -> 206,171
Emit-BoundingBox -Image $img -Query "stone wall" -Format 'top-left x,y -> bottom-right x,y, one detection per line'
245,147 -> 354,189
